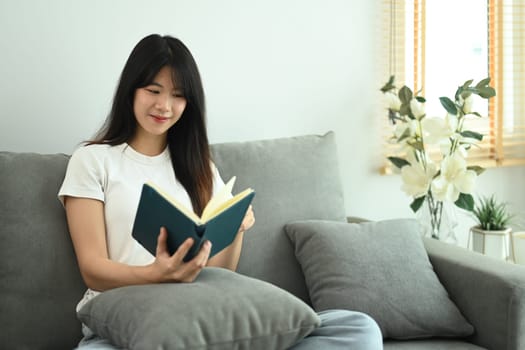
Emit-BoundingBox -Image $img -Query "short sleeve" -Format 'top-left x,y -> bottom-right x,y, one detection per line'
58,145 -> 106,206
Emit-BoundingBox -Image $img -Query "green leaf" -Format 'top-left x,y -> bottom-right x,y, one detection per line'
467,165 -> 485,175
460,130 -> 483,141
439,97 -> 458,115
399,86 -> 413,105
415,96 -> 426,103
473,194 -> 514,230
462,79 -> 474,88
410,140 -> 425,151
399,103 -> 413,118
460,91 -> 473,101
410,196 -> 426,212
476,77 -> 491,88
477,86 -> 496,99
388,156 -> 410,169
471,112 -> 482,117
454,87 -> 462,102
455,193 -> 475,211
380,75 -> 396,93
396,128 -> 412,143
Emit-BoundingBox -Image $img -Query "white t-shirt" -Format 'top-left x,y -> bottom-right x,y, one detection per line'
58,143 -> 227,310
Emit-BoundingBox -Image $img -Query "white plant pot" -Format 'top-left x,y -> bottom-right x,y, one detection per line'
469,226 -> 513,261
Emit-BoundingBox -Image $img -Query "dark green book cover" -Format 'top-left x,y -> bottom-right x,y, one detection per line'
132,179 -> 255,261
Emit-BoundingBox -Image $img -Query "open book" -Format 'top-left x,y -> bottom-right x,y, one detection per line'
131,177 -> 255,261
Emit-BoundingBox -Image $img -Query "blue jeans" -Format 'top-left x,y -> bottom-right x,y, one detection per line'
290,310 -> 382,350
76,309 -> 382,349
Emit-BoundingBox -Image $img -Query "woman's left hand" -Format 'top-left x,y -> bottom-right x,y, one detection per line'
208,205 -> 254,270
238,205 -> 255,233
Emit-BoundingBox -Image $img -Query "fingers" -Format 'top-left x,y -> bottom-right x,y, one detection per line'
195,240 -> 212,267
155,227 -> 168,257
171,237 -> 196,262
153,229 -> 209,283
154,228 -> 213,283
173,240 -> 211,283
156,227 -> 196,258
240,205 -> 255,232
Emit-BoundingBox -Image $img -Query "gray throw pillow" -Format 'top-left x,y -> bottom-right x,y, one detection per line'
285,219 -> 474,340
78,267 -> 320,350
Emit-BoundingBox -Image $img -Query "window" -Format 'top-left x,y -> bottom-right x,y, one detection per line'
380,0 -> 525,170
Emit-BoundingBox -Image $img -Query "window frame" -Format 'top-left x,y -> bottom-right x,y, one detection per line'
380,0 -> 525,172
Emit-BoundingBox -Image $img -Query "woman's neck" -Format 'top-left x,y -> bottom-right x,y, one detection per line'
128,135 -> 167,156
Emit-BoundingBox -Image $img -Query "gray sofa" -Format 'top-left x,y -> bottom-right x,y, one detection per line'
1,132 -> 524,350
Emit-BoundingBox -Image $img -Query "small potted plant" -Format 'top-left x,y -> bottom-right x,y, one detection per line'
470,194 -> 514,261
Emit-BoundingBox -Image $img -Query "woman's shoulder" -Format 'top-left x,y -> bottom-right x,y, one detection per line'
68,143 -> 127,168
70,143 -> 125,158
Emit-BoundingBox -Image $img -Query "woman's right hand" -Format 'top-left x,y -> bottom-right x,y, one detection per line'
151,227 -> 212,283
65,198 -> 210,290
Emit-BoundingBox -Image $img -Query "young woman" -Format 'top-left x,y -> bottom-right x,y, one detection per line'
59,34 -> 382,349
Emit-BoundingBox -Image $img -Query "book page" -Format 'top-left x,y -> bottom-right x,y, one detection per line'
202,188 -> 254,223
200,176 -> 236,222
146,176 -> 251,224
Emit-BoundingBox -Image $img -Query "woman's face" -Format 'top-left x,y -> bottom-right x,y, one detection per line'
132,66 -> 187,142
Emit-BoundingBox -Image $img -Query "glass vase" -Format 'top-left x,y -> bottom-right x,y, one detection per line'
417,197 -> 458,244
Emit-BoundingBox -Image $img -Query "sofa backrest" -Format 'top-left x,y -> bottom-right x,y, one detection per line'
0,132 -> 347,349
211,132 -> 347,302
0,152 -> 86,349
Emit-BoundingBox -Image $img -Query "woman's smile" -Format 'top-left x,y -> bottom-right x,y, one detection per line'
150,114 -> 171,123
132,66 -> 187,142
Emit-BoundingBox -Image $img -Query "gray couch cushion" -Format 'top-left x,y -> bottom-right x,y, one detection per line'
285,219 -> 474,340
211,132 -> 347,303
0,152 -> 85,349
78,267 -> 320,350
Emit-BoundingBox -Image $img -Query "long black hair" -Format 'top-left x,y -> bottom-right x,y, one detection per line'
90,34 -> 213,215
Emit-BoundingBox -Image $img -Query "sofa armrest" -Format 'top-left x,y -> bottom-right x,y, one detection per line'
424,238 -> 525,350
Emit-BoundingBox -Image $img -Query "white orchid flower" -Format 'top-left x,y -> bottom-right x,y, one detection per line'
446,132 -> 476,158
421,113 -> 472,157
422,118 -> 447,145
430,152 -> 477,202
424,112 -> 479,156
394,119 -> 419,140
430,177 -> 456,203
444,113 -> 459,131
405,149 -> 421,166
386,92 -> 402,111
400,161 -> 437,198
455,144 -> 469,158
410,98 -> 425,120
392,119 -> 421,155
422,114 -> 458,144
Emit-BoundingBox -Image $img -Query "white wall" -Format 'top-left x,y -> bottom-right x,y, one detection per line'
1,0 -> 524,246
